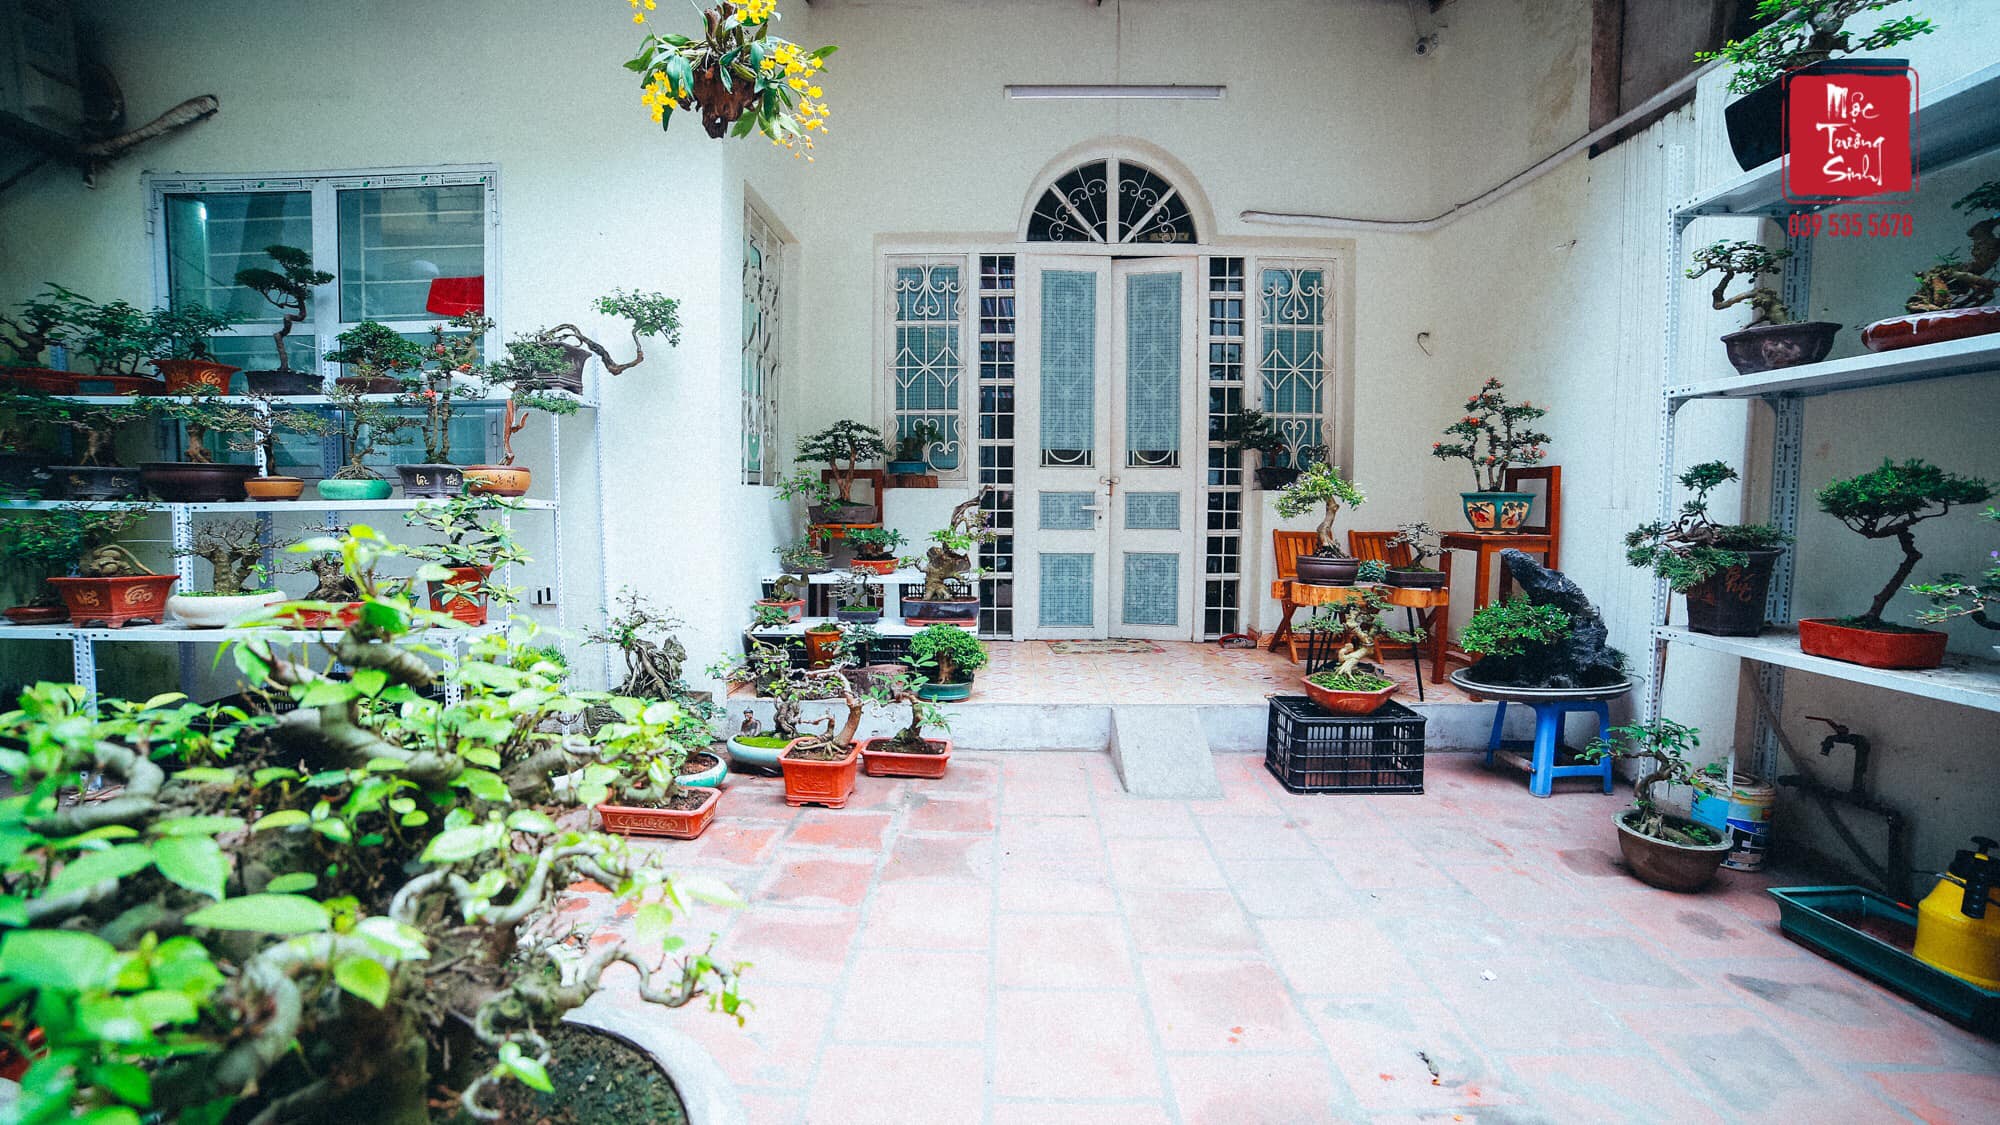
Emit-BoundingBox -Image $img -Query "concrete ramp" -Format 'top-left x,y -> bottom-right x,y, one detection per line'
1110,706 -> 1221,798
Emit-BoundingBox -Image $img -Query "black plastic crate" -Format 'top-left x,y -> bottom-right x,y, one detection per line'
1265,695 -> 1425,794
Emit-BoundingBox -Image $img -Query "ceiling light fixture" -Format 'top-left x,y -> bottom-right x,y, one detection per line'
1004,84 -> 1225,100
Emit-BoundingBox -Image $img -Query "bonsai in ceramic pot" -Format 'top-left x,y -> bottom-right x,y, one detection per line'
1431,377 -> 1549,531
467,334 -> 584,496
711,639 -> 820,774
797,420 -> 888,524
273,550 -> 363,627
229,394 -> 337,500
586,697 -> 721,840
887,419 -> 942,476
779,670 -> 866,808
804,620 -> 845,668
1275,462 -> 1365,585
232,243 -> 334,394
148,302 -> 241,393
1294,587 -> 1421,715
906,622 -> 987,702
903,496 -> 993,621
1910,507 -> 1998,640
1626,461 -> 1790,636
847,525 -> 904,574
1690,240 -> 1841,374
1578,718 -> 1730,892
758,574 -> 806,620
323,318 -> 424,393
393,313 -> 492,498
1224,408 -> 1298,490
405,492 -> 528,626
67,293 -> 164,392
40,398 -> 149,500
1802,458 -> 1993,669
832,568 -> 882,624
524,289 -> 683,391
0,505 -> 155,624
143,392 -> 259,502
318,385 -> 414,500
860,670 -> 954,778
775,535 -> 832,576
1385,521 -> 1448,588
166,519 -> 284,628
0,286 -> 81,386
1865,183 -> 2000,352
43,507 -> 176,628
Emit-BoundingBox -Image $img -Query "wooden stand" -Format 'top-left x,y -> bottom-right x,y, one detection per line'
887,473 -> 938,489
1438,529 -> 1556,679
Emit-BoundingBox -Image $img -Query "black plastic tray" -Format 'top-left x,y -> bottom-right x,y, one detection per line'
1769,885 -> 2000,1038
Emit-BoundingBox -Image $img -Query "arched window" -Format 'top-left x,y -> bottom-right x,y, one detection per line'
1025,158 -> 1198,244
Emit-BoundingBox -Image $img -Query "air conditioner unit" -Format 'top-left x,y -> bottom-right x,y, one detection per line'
0,0 -> 82,135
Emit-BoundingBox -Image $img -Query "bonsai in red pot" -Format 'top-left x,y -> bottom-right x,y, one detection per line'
859,670 -> 954,778
1865,182 -> 2000,352
781,670 -> 865,808
1803,459 -> 1993,669
586,698 -> 721,841
405,493 -> 528,626
148,303 -> 241,393
1295,587 -> 1421,716
42,506 -> 175,628
0,506 -> 157,624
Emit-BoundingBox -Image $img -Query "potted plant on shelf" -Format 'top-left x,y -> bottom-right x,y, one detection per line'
147,303 -> 241,393
1225,408 -> 1299,490
1431,377 -> 1550,531
228,394 -> 339,501
0,286 -> 121,389
166,519 -> 284,628
859,669 -> 954,778
847,526 -> 904,574
43,506 -> 175,627
68,295 -> 163,392
404,493 -> 529,626
1275,462 -> 1366,585
275,549 -> 362,628
1578,718 -> 1731,891
758,573 -> 806,620
779,669 -> 866,808
143,393 -> 259,502
320,385 -> 415,500
887,420 -> 942,476
624,0 -> 835,148
587,698 -> 721,839
904,496 -> 993,622
906,622 -> 987,701
468,334 -> 583,496
1385,521 -> 1448,588
804,619 -> 844,668
41,397 -> 150,500
1864,183 -> 2000,352
233,243 -> 334,394
323,318 -> 424,393
1803,458 -> 1994,668
1688,240 -> 1841,374
0,506 -> 154,624
394,313 -> 490,498
831,568 -> 882,624
1911,507 -> 1998,642
0,388 -> 54,496
776,535 -> 831,576
796,420 -> 888,524
525,290 -> 684,389
1699,0 -> 1934,171
1626,461 -> 1791,636
1296,588 -> 1422,715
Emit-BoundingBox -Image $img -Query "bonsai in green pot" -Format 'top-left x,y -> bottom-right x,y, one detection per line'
233,243 -> 334,394
906,622 -> 988,701
1429,378 -> 1549,531
1627,461 -> 1789,636
887,419 -> 943,475
1803,458 -> 1993,669
319,385 -> 415,500
1688,240 -> 1840,375
796,419 -> 887,523
1274,462 -> 1365,586
1579,718 -> 1730,892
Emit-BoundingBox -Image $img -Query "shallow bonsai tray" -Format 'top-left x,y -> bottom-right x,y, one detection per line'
1768,885 -> 2000,1038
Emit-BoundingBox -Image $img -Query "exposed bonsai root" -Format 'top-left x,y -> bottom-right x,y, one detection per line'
26,741 -> 164,835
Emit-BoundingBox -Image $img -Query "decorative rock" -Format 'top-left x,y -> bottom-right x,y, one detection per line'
1466,550 -> 1628,689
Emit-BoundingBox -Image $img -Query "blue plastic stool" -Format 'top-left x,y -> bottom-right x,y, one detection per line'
1484,700 -> 1614,798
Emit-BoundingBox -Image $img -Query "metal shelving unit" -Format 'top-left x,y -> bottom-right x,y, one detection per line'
1647,64 -> 2000,777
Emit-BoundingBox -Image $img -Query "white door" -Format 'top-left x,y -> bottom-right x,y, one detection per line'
1016,256 -> 1201,640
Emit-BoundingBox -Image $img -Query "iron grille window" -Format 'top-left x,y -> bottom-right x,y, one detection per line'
888,259 -> 965,475
977,254 -> 1017,636
742,204 -> 783,485
1202,257 -> 1246,638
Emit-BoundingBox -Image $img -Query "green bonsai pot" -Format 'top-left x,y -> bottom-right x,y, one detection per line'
317,477 -> 394,501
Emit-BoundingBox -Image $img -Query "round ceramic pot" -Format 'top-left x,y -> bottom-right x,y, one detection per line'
1386,567 -> 1448,589
152,358 -> 240,394
1614,810 -> 1731,892
317,477 -> 394,501
1861,305 -> 2000,353
1683,548 -> 1781,637
677,750 -> 730,789
243,369 -> 322,395
141,462 -> 254,502
47,575 -> 178,628
167,589 -> 285,629
851,556 -> 897,575
1460,491 -> 1535,531
887,459 -> 928,475
917,675 -> 974,702
3,604 -> 68,625
596,787 -> 720,840
1797,617 -> 1947,670
395,463 -> 464,498
727,734 -> 790,775
1294,555 -> 1359,587
51,465 -> 142,501
243,476 -> 306,501
1302,675 -> 1396,716
1719,321 -> 1840,375
465,464 -> 531,496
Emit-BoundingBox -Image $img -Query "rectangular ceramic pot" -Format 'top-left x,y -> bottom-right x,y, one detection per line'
47,575 -> 178,628
597,787 -> 720,839
1459,491 -> 1535,531
859,737 -> 953,779
780,741 -> 860,808
851,557 -> 897,575
1797,618 -> 1947,670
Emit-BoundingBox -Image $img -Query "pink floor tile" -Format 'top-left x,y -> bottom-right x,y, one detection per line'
726,910 -> 861,984
879,832 -> 995,883
1866,1069 -> 2000,1125
1106,837 -> 1229,889
804,1044 -> 987,1125
787,811 -> 894,851
1140,958 -> 1318,1052
995,990 -> 1161,1100
832,948 -> 989,1044
996,912 -> 1136,989
1125,888 -> 1262,954
906,794 -> 998,833
761,856 -> 876,909
858,880 -> 991,950
990,1103 -> 1173,1125
1166,1052 -> 1350,1125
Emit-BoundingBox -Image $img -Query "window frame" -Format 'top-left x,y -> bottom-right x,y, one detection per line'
881,252 -> 975,484
743,200 -> 786,487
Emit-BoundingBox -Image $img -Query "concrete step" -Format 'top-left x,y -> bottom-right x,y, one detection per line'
1109,706 -> 1221,799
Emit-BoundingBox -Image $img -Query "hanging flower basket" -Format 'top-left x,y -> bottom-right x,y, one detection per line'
623,2 -> 836,153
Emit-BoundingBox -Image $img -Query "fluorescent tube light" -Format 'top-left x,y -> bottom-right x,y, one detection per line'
1005,84 -> 1225,100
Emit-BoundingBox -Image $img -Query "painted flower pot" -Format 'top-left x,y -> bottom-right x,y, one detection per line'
51,465 -> 142,500
859,736 -> 953,779
780,740 -> 861,808
464,464 -> 531,496
1861,305 -> 2000,353
678,750 -> 730,789
757,598 -> 804,622
887,459 -> 928,475
427,564 -> 492,626
728,734 -> 790,775
151,358 -> 240,394
167,589 -> 284,629
1720,321 -> 1840,375
1683,549 -> 1782,637
1460,491 -> 1535,531
244,368 -> 322,395
1302,676 -> 1396,716
243,476 -> 306,501
903,598 -> 980,623
1385,567 -> 1448,589
141,462 -> 254,502
1614,810 -> 1731,892
47,575 -> 178,628
3,604 -> 68,625
597,787 -> 720,840
1797,617 -> 1947,670
281,603 -> 363,630
851,556 -> 898,575
317,477 -> 394,501
395,463 -> 464,498
917,675 -> 974,703
1294,555 -> 1359,587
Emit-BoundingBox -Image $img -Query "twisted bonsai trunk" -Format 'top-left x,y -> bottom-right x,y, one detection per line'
1862,526 -> 1924,626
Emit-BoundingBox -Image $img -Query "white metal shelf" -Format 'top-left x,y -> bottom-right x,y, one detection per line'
1655,627 -> 2000,715
748,618 -> 967,639
0,498 -> 557,513
41,393 -> 600,410
0,622 -> 504,644
1669,333 -> 2000,400
767,568 -> 925,585
1675,60 -> 2000,218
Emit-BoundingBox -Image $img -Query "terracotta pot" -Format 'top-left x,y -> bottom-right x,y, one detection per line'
3,604 -> 67,625
1385,567 -> 1447,589
243,368 -> 322,395
47,575 -> 178,628
597,787 -> 720,840
1460,490 -> 1535,531
281,602 -> 363,630
465,464 -> 531,496
1302,675 -> 1396,716
151,358 -> 240,394
780,740 -> 861,808
859,736 -> 953,779
852,556 -> 897,575
243,476 -> 306,501
427,564 -> 492,626
396,463 -> 464,498
1614,810 -> 1731,892
1719,321 -> 1841,375
141,462 -> 254,502
1861,305 -> 2000,353
804,626 -> 843,668
1294,555 -> 1359,587
757,598 -> 804,622
1797,617 -> 1947,670
903,598 -> 980,623
51,465 -> 142,500
1682,549 -> 1781,637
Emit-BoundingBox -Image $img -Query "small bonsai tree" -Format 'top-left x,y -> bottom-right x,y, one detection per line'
148,302 -> 238,361
41,398 -> 150,467
1274,462 -> 1365,558
750,601 -> 793,628
583,697 -> 705,810
1698,0 -> 1935,95
1911,508 -> 1999,632
226,393 -> 340,475
1688,240 -> 1794,327
784,670 -> 869,760
404,493 -> 531,604
70,297 -> 159,375
156,390 -> 264,465
1907,182 -> 2000,313
233,243 -> 333,373
323,319 -> 426,384
176,519 -> 270,595
282,549 -> 361,604
832,569 -> 877,615
588,588 -> 699,701
1626,461 -> 1789,595
0,285 -> 90,367
847,525 -> 905,561
1223,408 -> 1290,467
485,335 -> 584,465
537,290 -> 683,376
1389,521 -> 1442,572
775,535 -> 830,574
872,669 -> 951,755
1297,587 -> 1421,692
892,419 -> 944,466
1579,718 -> 1722,845
915,496 -> 994,602
1430,377 -> 1551,492
796,420 -> 887,509
906,623 -> 988,686
328,385 -> 416,479
1460,596 -> 1572,659
0,506 -> 154,604
403,313 -> 493,465
69,506 -> 154,577
1816,459 -> 1995,628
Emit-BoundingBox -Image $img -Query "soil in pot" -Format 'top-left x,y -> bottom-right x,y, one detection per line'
678,749 -> 729,789
1615,809 -> 1730,893
597,786 -> 720,840
860,736 -> 953,779
1302,670 -> 1396,715
1683,549 -> 1781,637
439,1024 -> 687,1125
1720,321 -> 1840,375
1294,554 -> 1359,587
141,462 -> 254,502
1797,617 -> 1947,670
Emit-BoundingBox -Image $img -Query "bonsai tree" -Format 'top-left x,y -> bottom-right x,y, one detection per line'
751,601 -> 794,628
534,290 -> 683,377
775,535 -> 830,574
1388,521 -> 1443,572
484,335 -> 584,465
891,419 -> 944,467
1698,0 -> 1935,94
914,496 -> 995,603
1627,461 -> 1789,593
1274,462 -> 1366,558
1816,459 -> 1995,628
624,1 -> 835,147
796,419 -> 888,512
403,313 -> 494,465
70,297 -> 159,376
848,525 -> 905,560
41,398 -> 151,468
176,518 -> 269,595
0,506 -> 153,606
328,385 -> 416,479
1688,240 -> 1794,327
906,623 -> 988,687
227,393 -> 341,475
1579,718 -> 1723,845
1223,407 -> 1291,467
587,588 -> 699,701
775,464 -> 835,511
1297,587 -> 1421,692
1430,377 -> 1551,492
1911,508 -> 1999,632
1460,596 -> 1573,660
148,302 -> 238,361
833,568 -> 877,615
324,319 -> 426,384
283,549 -> 362,604
233,243 -> 334,372
404,493 -> 532,606
0,285 -> 91,368
155,390 -> 266,465
1907,182 -> 2000,313
582,697 -> 708,812
872,669 -> 952,755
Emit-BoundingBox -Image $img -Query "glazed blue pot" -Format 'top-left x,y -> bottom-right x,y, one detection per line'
679,749 -> 730,789
1459,491 -> 1535,532
888,459 -> 928,475
727,734 -> 791,775
917,675 -> 974,702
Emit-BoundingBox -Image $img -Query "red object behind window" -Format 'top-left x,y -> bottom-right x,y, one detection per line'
425,276 -> 485,316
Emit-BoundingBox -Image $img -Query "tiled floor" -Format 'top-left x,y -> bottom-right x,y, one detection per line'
972,641 -> 1481,706
571,751 -> 2000,1124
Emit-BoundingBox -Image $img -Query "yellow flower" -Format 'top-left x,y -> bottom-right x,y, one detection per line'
787,76 -> 806,91
806,85 -> 822,97
632,12 -> 645,22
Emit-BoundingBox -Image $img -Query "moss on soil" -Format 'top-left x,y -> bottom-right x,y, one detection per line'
441,1025 -> 687,1125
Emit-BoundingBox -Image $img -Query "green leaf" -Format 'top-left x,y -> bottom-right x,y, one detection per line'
349,667 -> 388,697
185,894 -> 330,935
0,929 -> 118,992
452,768 -> 511,803
353,915 -> 430,961
333,954 -> 391,1008
311,817 -> 352,844
252,767 -> 300,785
47,844 -> 156,899
462,746 -> 503,769
0,895 -> 25,927
265,872 -> 317,894
505,809 -> 557,834
420,826 -> 494,864
91,1061 -> 151,1107
152,837 -> 228,901
231,643 -> 272,682
498,1041 -> 555,1093
251,809 -> 311,832
173,766 -> 239,785
151,815 -> 246,838
128,988 -> 198,1026
634,902 -> 674,953
295,679 -> 359,708
76,1107 -> 142,1125
677,874 -> 747,909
